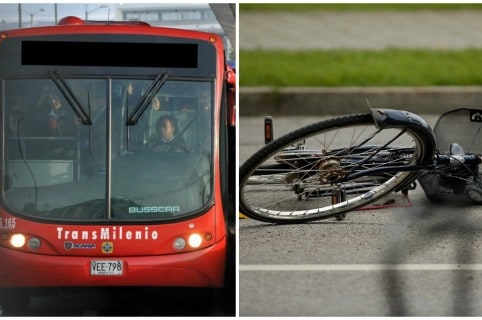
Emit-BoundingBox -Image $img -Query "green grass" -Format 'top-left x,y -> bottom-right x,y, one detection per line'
239,4 -> 482,87
240,49 -> 482,87
239,3 -> 482,12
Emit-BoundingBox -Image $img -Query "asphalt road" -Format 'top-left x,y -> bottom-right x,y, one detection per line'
238,114 -> 482,316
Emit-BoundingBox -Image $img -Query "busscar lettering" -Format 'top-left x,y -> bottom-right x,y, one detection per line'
128,206 -> 180,213
57,226 -> 159,241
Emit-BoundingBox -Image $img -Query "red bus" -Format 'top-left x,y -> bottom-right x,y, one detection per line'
0,16 -> 236,310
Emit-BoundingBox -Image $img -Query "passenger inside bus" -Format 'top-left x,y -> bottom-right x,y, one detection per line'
146,114 -> 190,153
148,95 -> 177,111
24,90 -> 77,137
151,96 -> 161,111
20,90 -> 78,160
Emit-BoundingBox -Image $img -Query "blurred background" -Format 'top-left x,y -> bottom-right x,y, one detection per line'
239,3 -> 482,116
0,2 -> 235,68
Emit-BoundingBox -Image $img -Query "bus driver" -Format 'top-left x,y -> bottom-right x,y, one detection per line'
147,114 -> 190,153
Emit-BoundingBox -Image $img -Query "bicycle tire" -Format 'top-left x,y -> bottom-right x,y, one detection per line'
239,112 -> 434,224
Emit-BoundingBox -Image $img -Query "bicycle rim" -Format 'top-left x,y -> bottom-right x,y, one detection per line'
239,113 -> 431,223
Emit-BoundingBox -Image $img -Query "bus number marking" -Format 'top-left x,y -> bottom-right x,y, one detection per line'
90,260 -> 123,276
0,217 -> 16,229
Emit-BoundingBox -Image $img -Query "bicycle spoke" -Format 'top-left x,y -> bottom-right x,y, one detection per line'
240,113 -> 431,223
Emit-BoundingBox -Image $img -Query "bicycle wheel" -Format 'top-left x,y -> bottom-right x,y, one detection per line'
239,112 -> 434,223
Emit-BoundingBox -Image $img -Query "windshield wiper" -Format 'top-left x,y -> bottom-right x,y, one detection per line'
49,70 -> 92,125
126,72 -> 169,125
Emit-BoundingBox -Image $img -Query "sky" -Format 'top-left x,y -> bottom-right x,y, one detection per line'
0,2 -> 215,28
1,3 -> 118,26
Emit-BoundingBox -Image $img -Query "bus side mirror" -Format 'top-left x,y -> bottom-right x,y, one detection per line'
225,66 -> 236,127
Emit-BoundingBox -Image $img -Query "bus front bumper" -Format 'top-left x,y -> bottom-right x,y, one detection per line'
0,238 -> 227,289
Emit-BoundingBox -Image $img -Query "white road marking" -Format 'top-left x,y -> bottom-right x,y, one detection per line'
239,264 -> 482,271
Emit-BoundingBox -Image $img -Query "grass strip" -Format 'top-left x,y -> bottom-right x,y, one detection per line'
240,49 -> 482,87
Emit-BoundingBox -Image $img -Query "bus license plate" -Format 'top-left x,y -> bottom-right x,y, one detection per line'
90,260 -> 123,276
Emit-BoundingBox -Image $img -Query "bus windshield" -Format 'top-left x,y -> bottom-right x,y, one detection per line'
3,76 -> 213,222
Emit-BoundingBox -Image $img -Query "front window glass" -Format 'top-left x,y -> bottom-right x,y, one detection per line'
3,77 -> 213,221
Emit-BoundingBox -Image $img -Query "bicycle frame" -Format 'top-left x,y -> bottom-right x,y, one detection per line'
239,108 -> 482,224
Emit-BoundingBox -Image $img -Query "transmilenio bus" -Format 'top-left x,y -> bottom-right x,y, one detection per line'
0,16 -> 236,310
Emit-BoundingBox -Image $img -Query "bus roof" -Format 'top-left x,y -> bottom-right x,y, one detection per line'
1,16 -> 223,44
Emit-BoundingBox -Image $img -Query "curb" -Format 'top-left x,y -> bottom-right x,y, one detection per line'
240,86 -> 482,116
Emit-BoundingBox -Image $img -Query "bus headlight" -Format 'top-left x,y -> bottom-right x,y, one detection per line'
173,233 -> 208,251
188,234 -> 202,248
10,234 -> 26,248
